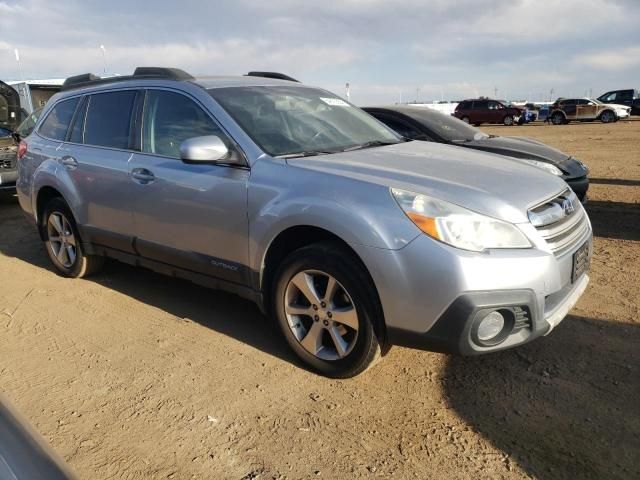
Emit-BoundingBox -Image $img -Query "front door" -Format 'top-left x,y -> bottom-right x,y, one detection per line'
127,89 -> 250,286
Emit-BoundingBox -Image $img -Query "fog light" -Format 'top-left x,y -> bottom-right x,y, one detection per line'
477,311 -> 505,341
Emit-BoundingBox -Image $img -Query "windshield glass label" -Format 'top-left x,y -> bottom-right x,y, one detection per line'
320,97 -> 350,107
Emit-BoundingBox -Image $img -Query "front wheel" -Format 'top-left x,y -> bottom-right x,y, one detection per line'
600,110 -> 615,123
272,242 -> 382,378
42,198 -> 104,278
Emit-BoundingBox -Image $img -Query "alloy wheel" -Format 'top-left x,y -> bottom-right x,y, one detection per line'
284,270 -> 359,361
46,212 -> 77,268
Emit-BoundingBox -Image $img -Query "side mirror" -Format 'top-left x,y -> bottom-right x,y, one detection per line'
179,135 -> 230,164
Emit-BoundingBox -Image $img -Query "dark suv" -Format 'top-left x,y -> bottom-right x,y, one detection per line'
453,99 -> 522,126
597,89 -> 640,115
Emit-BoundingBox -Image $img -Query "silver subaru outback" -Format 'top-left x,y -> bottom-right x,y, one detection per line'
16,68 -> 592,378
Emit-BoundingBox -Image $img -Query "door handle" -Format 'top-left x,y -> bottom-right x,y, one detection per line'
60,155 -> 78,170
131,167 -> 155,184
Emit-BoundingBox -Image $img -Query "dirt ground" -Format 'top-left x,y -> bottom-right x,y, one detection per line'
1,119 -> 639,480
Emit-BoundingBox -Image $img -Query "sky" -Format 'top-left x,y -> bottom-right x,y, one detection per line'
1,0 -> 639,105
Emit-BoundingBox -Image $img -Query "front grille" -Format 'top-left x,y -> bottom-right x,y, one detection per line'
529,189 -> 590,257
512,306 -> 531,332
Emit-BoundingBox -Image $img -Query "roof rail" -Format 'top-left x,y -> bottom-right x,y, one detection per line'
60,67 -> 194,91
132,67 -> 194,80
245,71 -> 299,83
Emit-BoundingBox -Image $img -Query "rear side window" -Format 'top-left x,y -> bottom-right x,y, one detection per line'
84,90 -> 136,149
457,101 -> 471,110
142,90 -> 225,158
38,97 -> 80,140
474,101 -> 488,109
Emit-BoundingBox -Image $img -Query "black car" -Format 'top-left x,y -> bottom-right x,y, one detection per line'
597,89 -> 640,115
364,105 -> 589,201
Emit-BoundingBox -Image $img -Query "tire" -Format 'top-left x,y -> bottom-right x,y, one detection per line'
272,242 -> 382,378
42,197 -> 104,278
551,112 -> 565,125
503,115 -> 514,126
461,116 -> 470,124
599,110 -> 615,123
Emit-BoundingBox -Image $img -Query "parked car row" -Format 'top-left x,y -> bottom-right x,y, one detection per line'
14,67 -> 592,377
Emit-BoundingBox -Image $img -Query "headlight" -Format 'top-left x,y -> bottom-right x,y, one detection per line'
522,159 -> 562,176
391,188 -> 531,252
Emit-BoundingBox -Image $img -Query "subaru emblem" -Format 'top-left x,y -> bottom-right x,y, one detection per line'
562,198 -> 575,216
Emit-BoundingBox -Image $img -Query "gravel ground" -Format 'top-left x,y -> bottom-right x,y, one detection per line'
0,119 -> 638,479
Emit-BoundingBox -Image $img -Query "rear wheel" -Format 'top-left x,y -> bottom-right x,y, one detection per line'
551,112 -> 565,125
600,110 -> 615,123
272,242 -> 382,378
42,198 -> 104,278
461,116 -> 470,124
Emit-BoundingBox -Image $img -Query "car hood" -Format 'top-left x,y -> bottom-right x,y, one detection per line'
461,135 -> 570,164
286,141 -> 567,224
604,103 -> 630,111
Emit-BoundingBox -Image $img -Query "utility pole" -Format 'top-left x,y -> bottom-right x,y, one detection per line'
416,87 -> 420,103
345,82 -> 350,102
494,86 -> 498,98
100,45 -> 108,75
14,49 -> 24,81
549,88 -> 555,102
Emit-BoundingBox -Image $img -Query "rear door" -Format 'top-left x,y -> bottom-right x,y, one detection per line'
472,100 -> 489,123
56,89 -> 138,252
560,99 -> 578,119
127,88 -> 250,285
577,99 -> 597,120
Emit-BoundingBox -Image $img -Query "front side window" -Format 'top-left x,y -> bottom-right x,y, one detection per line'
208,86 -> 400,157
142,90 -> 225,158
84,90 -> 136,149
474,101 -> 488,110
38,97 -> 80,140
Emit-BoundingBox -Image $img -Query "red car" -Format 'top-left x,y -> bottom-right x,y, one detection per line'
453,99 -> 522,126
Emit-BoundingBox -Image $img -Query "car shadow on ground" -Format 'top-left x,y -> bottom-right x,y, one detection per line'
589,177 -> 640,187
443,315 -> 640,480
0,195 -> 298,369
585,200 -> 640,241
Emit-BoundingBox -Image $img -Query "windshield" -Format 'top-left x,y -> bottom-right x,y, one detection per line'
405,108 -> 488,142
208,86 -> 400,157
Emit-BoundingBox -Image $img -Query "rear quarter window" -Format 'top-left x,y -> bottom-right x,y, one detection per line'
38,97 -> 80,141
84,90 -> 137,149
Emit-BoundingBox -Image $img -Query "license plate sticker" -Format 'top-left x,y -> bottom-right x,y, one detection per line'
572,241 -> 590,283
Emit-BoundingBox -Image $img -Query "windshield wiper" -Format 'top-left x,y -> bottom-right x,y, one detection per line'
277,150 -> 335,159
340,140 -> 401,152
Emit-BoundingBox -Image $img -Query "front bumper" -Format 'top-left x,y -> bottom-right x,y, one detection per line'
387,274 -> 589,355
353,225 -> 592,356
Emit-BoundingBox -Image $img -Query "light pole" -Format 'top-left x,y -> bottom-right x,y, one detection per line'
14,49 -> 24,81
100,45 -> 108,75
345,82 -> 350,102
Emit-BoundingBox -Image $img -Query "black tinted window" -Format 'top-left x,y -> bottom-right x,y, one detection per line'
474,101 -> 488,109
458,101 -> 471,110
374,114 -> 422,139
142,90 -> 224,158
39,98 -> 80,140
84,90 -> 136,149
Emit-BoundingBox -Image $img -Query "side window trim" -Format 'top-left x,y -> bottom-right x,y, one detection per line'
66,95 -> 88,143
139,87 -> 248,167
